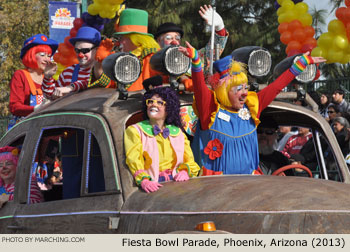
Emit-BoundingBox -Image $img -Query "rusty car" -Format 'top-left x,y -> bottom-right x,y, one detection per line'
1,85 -> 350,233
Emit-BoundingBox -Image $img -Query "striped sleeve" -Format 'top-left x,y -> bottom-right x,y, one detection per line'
29,175 -> 43,204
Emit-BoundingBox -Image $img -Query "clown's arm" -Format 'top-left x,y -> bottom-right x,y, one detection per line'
177,132 -> 201,178
256,53 -> 326,117
198,5 -> 229,75
124,126 -> 153,185
178,43 -> 217,130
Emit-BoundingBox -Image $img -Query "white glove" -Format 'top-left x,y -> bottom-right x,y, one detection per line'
199,5 -> 225,31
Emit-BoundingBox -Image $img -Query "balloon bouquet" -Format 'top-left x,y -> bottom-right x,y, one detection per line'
275,0 -> 316,57
312,0 -> 350,64
52,0 -> 124,80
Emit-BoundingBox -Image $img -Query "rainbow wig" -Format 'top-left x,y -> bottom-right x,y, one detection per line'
0,146 -> 20,166
212,56 -> 248,108
22,45 -> 52,70
126,33 -> 160,56
142,87 -> 183,129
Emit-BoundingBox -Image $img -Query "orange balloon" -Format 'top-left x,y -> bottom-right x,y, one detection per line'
344,8 -> 350,23
293,28 -> 306,43
304,26 -> 315,38
346,0 -> 350,7
336,7 -> 346,22
286,40 -> 302,54
288,20 -> 303,31
278,22 -> 289,34
304,37 -> 317,48
280,31 -> 292,44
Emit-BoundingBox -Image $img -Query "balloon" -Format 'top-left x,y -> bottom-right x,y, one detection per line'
280,31 -> 292,44
286,40 -> 302,54
277,6 -> 285,16
336,7 -> 346,22
299,13 -> 312,26
278,13 -> 288,24
304,26 -> 315,38
314,69 -> 320,81
293,28 -> 306,42
346,0 -> 350,7
301,44 -> 315,53
304,37 -> 317,48
274,1 -> 281,10
327,48 -> 343,63
328,19 -> 346,35
311,47 -> 328,58
287,49 -> 302,57
69,28 -> 78,37
344,8 -> 350,23
288,20 -> 303,31
341,53 -> 350,64
334,35 -> 349,49
278,22 -> 289,34
277,0 -> 285,4
294,2 -> 308,14
317,33 -> 334,48
73,18 -> 84,29
87,4 -> 99,16
281,0 -> 294,11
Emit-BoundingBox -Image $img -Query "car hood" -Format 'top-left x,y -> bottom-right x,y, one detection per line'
122,175 -> 350,213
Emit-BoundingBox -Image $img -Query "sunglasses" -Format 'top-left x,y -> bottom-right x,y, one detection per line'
327,111 -> 335,114
257,128 -> 275,135
146,99 -> 166,107
74,46 -> 97,54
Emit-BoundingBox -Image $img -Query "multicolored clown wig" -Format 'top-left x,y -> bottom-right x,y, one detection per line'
212,55 -> 248,108
0,146 -> 20,166
142,87 -> 183,129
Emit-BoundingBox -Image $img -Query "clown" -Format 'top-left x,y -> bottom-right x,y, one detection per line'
124,84 -> 200,193
154,5 -> 229,91
9,34 -> 58,118
179,42 -> 326,175
0,146 -> 42,207
42,26 -> 114,100
113,8 -> 163,92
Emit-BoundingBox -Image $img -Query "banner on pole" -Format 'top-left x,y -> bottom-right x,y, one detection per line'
49,1 -> 78,44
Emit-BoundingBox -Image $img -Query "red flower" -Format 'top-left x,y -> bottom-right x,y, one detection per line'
204,139 -> 223,160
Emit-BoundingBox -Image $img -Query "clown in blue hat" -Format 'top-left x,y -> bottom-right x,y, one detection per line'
42,26 -> 114,100
8,34 -> 58,126
178,42 -> 326,176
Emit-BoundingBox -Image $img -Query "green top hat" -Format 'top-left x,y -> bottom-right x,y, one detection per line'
113,8 -> 153,38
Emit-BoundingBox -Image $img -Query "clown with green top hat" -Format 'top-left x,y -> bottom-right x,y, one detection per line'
113,8 -> 162,92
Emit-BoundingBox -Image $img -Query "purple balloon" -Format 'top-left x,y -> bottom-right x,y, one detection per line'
274,1 -> 280,10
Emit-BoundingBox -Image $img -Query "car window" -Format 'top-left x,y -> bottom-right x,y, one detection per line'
29,127 -> 105,203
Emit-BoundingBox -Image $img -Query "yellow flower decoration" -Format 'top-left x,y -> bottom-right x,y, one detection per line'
143,151 -> 152,170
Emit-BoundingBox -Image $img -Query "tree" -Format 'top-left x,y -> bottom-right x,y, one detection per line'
0,0 -> 49,116
309,6 -> 327,38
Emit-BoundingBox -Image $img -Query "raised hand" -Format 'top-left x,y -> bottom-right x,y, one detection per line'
199,5 -> 225,31
44,61 -> 58,79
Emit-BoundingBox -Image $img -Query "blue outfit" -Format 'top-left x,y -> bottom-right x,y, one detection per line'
194,104 -> 258,175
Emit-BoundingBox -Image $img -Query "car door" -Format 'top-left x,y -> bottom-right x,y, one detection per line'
3,112 -> 123,233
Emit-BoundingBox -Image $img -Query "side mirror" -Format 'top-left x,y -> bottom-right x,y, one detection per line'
273,54 -> 316,83
231,46 -> 271,77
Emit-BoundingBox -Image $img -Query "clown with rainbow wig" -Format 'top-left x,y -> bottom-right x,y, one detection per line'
179,42 -> 326,175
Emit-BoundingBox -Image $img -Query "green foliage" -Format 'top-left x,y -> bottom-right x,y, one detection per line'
0,0 -> 49,116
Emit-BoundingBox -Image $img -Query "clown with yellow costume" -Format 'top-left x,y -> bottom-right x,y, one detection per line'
179,42 -> 325,176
